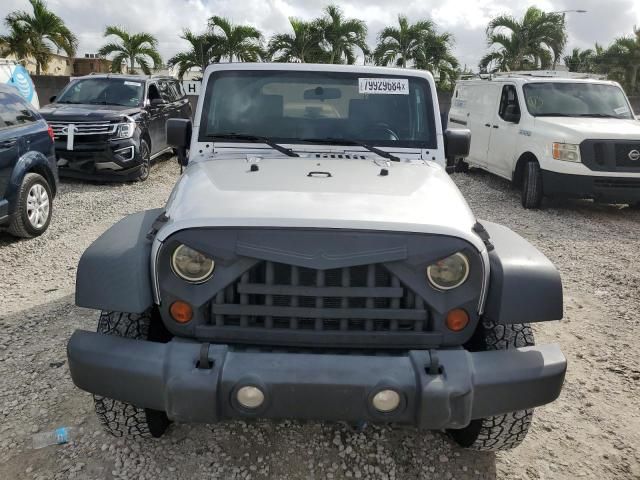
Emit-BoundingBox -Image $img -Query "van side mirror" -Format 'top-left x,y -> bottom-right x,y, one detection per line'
503,105 -> 521,123
150,98 -> 166,106
444,128 -> 471,163
49,95 -> 56,103
167,118 -> 192,167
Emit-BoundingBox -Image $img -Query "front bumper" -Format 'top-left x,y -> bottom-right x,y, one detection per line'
55,138 -> 142,181
67,331 -> 566,429
542,170 -> 640,203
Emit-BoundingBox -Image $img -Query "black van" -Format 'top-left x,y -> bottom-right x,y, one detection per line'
40,74 -> 191,181
0,85 -> 58,238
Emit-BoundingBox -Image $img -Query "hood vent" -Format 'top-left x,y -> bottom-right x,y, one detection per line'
315,153 -> 367,160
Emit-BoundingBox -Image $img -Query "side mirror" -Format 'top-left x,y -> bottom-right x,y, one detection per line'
167,118 -> 192,167
444,128 -> 471,163
150,98 -> 166,106
49,95 -> 57,103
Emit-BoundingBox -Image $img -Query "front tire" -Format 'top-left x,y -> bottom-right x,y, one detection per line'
136,139 -> 151,182
93,310 -> 170,438
521,160 -> 543,209
8,173 -> 53,238
448,321 -> 535,451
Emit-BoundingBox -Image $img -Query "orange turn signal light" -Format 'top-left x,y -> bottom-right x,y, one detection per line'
170,301 -> 193,323
446,308 -> 469,332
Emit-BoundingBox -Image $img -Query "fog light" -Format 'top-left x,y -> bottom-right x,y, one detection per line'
237,386 -> 265,409
372,389 -> 400,412
170,301 -> 193,323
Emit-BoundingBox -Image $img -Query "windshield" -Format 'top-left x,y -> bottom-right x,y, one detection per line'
200,70 -> 437,148
523,82 -> 633,119
56,78 -> 144,107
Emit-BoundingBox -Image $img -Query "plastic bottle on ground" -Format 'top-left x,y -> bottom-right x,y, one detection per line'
32,427 -> 75,449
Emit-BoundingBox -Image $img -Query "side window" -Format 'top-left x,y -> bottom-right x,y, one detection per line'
498,85 -> 521,123
0,91 -> 37,128
147,83 -> 162,102
157,81 -> 174,102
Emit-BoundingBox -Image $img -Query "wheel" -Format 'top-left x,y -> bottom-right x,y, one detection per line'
521,160 -> 543,209
454,158 -> 470,173
93,309 -> 171,438
136,139 -> 151,181
8,173 -> 53,238
448,320 -> 535,451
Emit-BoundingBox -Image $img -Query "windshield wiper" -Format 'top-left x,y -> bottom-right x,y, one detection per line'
574,113 -> 620,118
210,133 -> 299,157
534,113 -> 576,117
300,138 -> 400,162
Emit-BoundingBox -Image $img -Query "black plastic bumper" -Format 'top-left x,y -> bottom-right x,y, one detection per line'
55,138 -> 142,181
67,331 -> 566,429
542,170 -> 640,203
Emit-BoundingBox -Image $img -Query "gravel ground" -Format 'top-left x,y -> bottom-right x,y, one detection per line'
0,158 -> 639,480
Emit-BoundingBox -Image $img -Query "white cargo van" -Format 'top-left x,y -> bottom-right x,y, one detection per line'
449,72 -> 640,208
0,59 -> 40,109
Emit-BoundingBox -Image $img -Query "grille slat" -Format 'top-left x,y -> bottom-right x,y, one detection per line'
210,261 -> 430,336
49,121 -> 117,137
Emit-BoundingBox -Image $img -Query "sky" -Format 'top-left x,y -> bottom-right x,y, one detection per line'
2,0 -> 640,70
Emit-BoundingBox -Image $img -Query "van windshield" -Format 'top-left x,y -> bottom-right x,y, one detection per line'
56,78 -> 144,107
200,70 -> 437,148
522,82 -> 633,119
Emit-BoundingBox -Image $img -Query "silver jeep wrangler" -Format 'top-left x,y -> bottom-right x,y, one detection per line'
67,63 -> 566,451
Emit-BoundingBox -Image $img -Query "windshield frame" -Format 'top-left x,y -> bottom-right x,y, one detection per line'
198,69 -> 437,149
522,81 -> 634,119
56,77 -> 145,108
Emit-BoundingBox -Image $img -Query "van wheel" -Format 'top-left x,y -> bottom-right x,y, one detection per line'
448,320 -> 535,451
521,160 -> 543,209
8,173 -> 53,238
93,309 -> 170,438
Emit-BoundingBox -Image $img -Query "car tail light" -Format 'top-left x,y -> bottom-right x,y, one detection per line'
47,125 -> 55,141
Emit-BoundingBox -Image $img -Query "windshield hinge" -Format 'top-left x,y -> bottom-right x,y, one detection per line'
472,222 -> 494,251
147,211 -> 169,240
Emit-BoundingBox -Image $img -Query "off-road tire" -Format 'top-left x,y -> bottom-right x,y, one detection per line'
136,139 -> 151,182
448,320 -> 535,451
521,160 -> 543,209
8,173 -> 53,238
93,310 -> 170,438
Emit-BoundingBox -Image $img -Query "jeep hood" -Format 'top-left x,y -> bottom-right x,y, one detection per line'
160,157 -> 485,251
534,117 -> 640,139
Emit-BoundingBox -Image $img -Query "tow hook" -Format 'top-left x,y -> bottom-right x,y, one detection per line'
428,349 -> 441,375
197,343 -> 213,369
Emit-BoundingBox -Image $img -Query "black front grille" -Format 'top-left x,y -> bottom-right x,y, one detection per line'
581,140 -> 640,171
210,261 -> 429,333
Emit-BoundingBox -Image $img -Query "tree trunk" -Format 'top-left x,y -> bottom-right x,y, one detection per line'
130,57 -> 135,74
630,65 -> 639,95
36,62 -> 41,75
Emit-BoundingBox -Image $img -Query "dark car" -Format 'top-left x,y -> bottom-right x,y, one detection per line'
39,74 -> 191,181
0,85 -> 57,238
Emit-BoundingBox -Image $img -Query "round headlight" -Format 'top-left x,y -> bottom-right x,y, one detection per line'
427,252 -> 469,290
171,244 -> 215,283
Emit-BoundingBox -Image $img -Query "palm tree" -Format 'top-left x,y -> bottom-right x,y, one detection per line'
604,28 -> 640,94
4,0 -> 77,75
563,47 -> 595,72
0,23 -> 33,63
373,15 -> 434,68
98,26 -> 162,75
168,30 -> 220,79
415,31 -> 459,89
318,5 -> 368,64
208,16 -> 263,62
480,7 -> 567,72
268,18 -> 325,63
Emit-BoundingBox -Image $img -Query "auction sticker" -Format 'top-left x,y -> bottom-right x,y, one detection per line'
359,78 -> 409,95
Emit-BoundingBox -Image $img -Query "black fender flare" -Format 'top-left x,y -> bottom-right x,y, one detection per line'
76,208 -> 163,313
480,220 -> 563,324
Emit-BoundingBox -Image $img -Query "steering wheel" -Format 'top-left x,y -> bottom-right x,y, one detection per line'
364,122 -> 399,141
